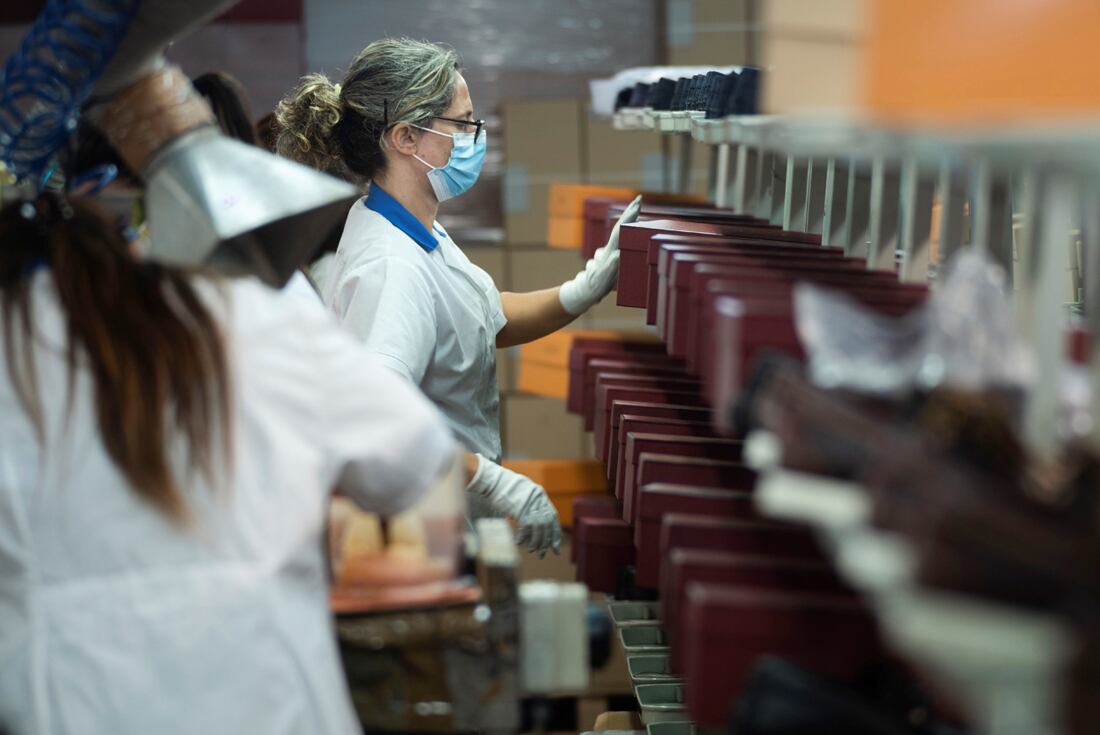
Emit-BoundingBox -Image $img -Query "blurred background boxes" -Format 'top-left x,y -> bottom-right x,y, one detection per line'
666,0 -> 753,66
760,0 -> 868,115
503,394 -> 590,459
503,99 -> 587,246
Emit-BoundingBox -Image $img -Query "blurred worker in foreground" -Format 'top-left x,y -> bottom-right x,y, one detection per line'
0,192 -> 466,734
276,38 -> 642,556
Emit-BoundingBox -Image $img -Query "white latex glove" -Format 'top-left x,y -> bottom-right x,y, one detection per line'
558,195 -> 643,315
467,454 -> 562,557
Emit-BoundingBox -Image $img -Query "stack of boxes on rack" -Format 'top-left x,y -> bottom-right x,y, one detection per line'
568,197 -> 930,729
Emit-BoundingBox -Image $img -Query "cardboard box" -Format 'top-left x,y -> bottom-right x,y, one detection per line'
497,346 -> 518,394
508,248 -> 585,294
764,0 -> 867,40
518,359 -> 570,399
548,215 -> 586,250
585,117 -> 665,190
866,0 -> 1100,124
667,0 -> 752,66
502,100 -> 585,246
549,183 -> 640,219
504,395 -> 588,459
522,329 -> 639,371
762,35 -> 864,115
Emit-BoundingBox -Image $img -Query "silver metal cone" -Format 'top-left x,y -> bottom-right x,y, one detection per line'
143,126 -> 359,286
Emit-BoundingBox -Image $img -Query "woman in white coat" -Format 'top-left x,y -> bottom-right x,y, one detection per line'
0,194 -> 463,734
276,38 -> 641,557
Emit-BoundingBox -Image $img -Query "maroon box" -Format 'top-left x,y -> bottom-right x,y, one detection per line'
660,256 -> 896,351
644,237 -> 846,324
661,550 -> 846,671
594,387 -> 706,461
612,416 -> 715,486
575,357 -> 688,421
617,220 -> 822,308
698,288 -> 926,407
659,514 -> 825,570
583,197 -> 635,259
619,435 -> 744,513
584,200 -> 744,259
633,479 -> 757,588
590,373 -> 701,432
575,516 -> 634,593
566,340 -> 673,415
570,495 -> 621,563
602,402 -> 715,469
696,281 -> 925,375
682,584 -> 881,726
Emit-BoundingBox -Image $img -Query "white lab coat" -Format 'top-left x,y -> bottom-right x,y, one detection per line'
322,200 -> 507,462
0,272 -> 456,735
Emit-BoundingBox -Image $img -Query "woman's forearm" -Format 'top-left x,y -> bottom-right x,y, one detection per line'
496,288 -> 579,348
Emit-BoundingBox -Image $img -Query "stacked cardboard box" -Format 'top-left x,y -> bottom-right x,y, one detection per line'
549,184 -> 640,250
503,100 -> 586,247
761,0 -> 868,115
666,0 -> 753,67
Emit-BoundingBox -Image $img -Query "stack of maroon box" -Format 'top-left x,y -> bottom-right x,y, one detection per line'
566,202 -> 921,726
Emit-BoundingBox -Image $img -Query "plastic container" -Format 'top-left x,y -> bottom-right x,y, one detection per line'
646,723 -> 696,735
635,683 -> 687,725
609,601 -> 661,627
628,654 -> 680,685
329,456 -> 465,603
619,625 -> 668,654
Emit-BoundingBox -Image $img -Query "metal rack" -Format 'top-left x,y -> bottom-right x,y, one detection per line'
615,107 -> 1097,460
608,106 -> 1096,735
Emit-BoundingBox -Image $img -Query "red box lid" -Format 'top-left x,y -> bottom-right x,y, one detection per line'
595,388 -> 706,460
660,514 -> 822,560
575,516 -> 633,545
613,418 -> 716,486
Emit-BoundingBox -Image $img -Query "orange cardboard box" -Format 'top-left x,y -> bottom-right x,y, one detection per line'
517,360 -> 570,400
521,329 -> 630,370
867,0 -> 1100,124
549,184 -> 639,219
548,215 -> 586,250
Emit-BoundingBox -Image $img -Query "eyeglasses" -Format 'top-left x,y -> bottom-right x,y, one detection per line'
431,115 -> 485,143
382,100 -> 485,143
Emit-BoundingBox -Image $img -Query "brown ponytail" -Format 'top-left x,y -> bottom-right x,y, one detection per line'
0,195 -> 231,522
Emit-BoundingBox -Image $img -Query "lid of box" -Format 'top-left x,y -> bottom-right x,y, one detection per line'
611,402 -> 713,428
637,484 -> 754,521
619,220 -> 735,255
576,516 -> 633,545
567,339 -> 668,370
573,495 -> 620,518
619,416 -> 715,439
597,374 -> 702,393
626,434 -> 742,457
659,513 -> 821,560
682,583 -> 871,637
635,454 -> 756,493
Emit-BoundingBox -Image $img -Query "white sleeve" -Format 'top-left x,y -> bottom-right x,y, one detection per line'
313,320 -> 456,517
331,258 -> 437,384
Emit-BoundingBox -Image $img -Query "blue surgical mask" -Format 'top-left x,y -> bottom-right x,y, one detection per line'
412,125 -> 487,202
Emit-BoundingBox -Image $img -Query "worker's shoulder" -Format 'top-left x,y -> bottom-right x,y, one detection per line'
212,276 -> 333,340
338,206 -> 426,263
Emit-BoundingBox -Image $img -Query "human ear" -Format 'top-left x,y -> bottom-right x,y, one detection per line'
387,123 -> 420,156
